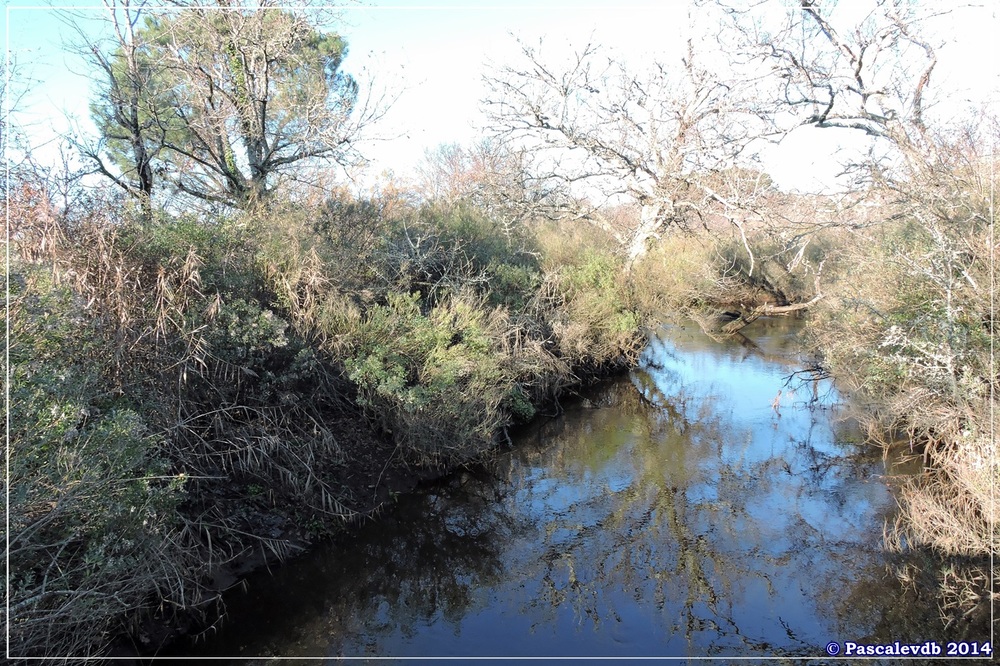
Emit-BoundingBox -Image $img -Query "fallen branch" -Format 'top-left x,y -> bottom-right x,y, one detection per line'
720,291 -> 825,334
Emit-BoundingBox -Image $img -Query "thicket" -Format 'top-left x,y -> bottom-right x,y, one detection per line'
6,177 -> 643,662
631,216 -> 834,318
10,2 -> 994,656
806,134 -> 997,626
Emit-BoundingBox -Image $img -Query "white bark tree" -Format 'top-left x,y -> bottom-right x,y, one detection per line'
483,36 -> 774,266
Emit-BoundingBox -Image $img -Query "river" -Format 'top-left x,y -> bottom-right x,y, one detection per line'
160,317 -> 953,664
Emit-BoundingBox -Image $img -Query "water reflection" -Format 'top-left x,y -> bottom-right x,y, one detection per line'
168,318 -> 939,664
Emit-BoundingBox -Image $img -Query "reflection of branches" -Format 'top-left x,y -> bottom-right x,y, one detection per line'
183,326 -> 924,658
630,369 -> 688,429
782,363 -> 837,408
167,476 -> 515,658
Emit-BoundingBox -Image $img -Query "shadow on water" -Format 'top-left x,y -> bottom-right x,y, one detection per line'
159,317 -> 960,665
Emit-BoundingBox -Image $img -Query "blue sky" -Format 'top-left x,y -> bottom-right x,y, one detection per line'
4,1 -> 997,193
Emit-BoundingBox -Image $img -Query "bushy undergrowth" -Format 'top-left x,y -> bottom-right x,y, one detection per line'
632,232 -> 741,312
802,144 -> 999,624
811,213 -> 997,553
535,221 -> 644,368
8,268 -> 190,658
7,185 -> 644,662
630,222 -> 833,316
8,191 -> 374,660
318,206 -> 643,466
343,291 -> 517,464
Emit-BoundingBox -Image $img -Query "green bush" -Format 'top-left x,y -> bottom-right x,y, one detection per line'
485,259 -> 541,311
345,291 -> 515,464
8,267 -> 188,659
206,297 -> 290,366
535,225 -> 645,370
371,201 -> 540,309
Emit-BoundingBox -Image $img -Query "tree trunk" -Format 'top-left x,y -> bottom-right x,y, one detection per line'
719,293 -> 825,334
625,202 -> 664,269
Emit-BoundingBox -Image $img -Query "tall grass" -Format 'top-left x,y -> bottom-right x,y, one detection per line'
8,188 -> 366,660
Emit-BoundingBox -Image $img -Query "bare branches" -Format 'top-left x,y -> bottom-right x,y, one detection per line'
484,35 -> 773,266
63,0 -> 166,219
413,139 -> 585,238
720,0 -> 943,153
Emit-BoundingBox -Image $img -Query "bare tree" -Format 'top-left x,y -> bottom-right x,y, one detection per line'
714,0 -> 949,167
69,0 -> 161,220
483,35 -> 774,266
413,139 -> 567,241
414,142 -> 474,204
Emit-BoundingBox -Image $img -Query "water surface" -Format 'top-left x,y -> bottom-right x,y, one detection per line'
171,318 -> 933,664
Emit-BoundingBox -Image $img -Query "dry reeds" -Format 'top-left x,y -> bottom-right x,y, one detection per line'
6,186 -> 362,662
8,182 -> 652,663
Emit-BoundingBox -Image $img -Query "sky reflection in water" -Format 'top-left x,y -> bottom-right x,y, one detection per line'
179,318 -> 929,665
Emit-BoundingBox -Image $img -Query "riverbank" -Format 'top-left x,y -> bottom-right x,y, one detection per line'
9,166 -> 994,662
631,205 -> 997,630
8,189 -> 648,663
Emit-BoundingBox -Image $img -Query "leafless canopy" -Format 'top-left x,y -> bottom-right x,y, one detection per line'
715,0 -> 945,150
483,35 -> 776,264
413,139 -> 572,236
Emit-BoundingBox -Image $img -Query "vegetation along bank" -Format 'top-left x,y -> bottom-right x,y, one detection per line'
6,1 -> 995,662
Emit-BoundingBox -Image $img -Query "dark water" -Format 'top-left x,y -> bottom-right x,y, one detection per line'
165,318 -> 946,664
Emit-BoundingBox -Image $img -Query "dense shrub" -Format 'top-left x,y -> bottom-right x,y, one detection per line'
8,266 -> 191,658
369,201 -> 540,308
799,138 -> 998,625
810,211 -> 996,551
8,197 -> 359,661
630,233 -> 719,312
535,221 -> 645,370
7,180 -> 649,662
344,291 -> 517,464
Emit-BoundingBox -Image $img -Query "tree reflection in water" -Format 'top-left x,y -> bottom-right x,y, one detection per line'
177,318 -> 962,664
169,469 -> 515,661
